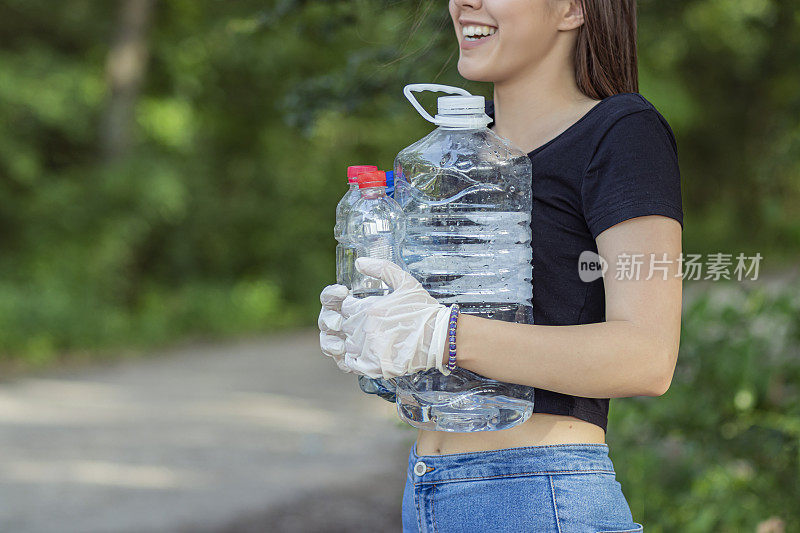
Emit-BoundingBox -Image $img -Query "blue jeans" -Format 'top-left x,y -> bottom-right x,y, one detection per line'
402,442 -> 643,533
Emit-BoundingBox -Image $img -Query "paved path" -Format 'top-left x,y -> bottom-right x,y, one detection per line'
2,268 -> 796,533
0,331 -> 413,533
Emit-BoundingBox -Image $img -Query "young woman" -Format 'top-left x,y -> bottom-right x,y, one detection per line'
318,0 -> 683,531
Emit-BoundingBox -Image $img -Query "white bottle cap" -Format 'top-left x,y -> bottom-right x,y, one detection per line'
437,95 -> 486,115
404,84 -> 492,128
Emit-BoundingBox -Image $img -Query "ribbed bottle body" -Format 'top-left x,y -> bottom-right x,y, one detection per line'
393,126 -> 535,432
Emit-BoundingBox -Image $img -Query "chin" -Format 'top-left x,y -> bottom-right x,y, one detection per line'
457,58 -> 498,83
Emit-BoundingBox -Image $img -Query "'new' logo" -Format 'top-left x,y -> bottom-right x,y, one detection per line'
578,251 -> 608,282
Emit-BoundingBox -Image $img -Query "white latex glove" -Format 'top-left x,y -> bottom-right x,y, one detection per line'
318,283 -> 354,373
340,257 -> 453,379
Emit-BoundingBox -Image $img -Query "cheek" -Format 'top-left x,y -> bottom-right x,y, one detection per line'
449,6 -> 460,34
457,25 -> 543,82
448,1 -> 458,22
502,21 -> 550,57
496,0 -> 556,49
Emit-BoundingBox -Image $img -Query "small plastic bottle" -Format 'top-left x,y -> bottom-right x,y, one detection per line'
347,171 -> 407,298
335,165 -> 377,287
346,170 -> 407,401
385,170 -> 395,199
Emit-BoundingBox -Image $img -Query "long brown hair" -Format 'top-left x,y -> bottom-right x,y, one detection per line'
574,0 -> 639,99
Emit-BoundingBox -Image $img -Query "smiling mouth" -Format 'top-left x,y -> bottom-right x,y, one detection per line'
462,25 -> 497,42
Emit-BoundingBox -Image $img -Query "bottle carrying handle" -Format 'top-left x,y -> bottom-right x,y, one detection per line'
403,84 -> 472,125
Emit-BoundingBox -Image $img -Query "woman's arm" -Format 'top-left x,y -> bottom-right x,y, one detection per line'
452,215 -> 683,399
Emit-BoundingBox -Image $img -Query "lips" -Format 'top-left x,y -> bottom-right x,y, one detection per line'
460,29 -> 497,50
458,20 -> 498,50
462,25 -> 497,39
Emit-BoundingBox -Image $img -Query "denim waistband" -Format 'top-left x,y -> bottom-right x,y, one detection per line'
408,442 -> 615,485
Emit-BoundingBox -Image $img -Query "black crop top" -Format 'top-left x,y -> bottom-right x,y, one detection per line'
485,93 -> 684,433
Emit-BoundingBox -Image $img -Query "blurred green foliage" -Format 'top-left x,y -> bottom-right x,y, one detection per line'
0,0 -> 797,366
609,279 -> 800,531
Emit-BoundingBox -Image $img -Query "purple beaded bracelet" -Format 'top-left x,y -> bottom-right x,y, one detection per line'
446,304 -> 460,372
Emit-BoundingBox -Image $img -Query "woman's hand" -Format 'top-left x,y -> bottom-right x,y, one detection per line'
318,283 -> 353,373
340,257 -> 453,379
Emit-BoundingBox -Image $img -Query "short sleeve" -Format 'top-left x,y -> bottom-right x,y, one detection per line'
581,108 -> 684,240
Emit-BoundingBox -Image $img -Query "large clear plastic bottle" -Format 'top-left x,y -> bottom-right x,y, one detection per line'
335,165 -> 377,287
393,84 -> 535,432
345,170 -> 407,400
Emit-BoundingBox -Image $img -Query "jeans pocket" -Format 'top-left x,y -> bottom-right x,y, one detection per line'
596,523 -> 644,533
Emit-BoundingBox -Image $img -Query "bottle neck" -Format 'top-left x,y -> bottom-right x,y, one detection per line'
359,186 -> 386,199
348,182 -> 359,191
439,125 -> 485,131
436,112 -> 490,130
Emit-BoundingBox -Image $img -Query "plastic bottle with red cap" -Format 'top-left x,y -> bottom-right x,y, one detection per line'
339,169 -> 407,402
335,165 -> 378,287
346,170 -> 407,298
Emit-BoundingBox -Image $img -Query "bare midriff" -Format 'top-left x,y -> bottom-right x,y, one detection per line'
415,413 -> 606,456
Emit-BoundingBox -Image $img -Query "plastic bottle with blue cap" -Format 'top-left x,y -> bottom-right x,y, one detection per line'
385,170 -> 395,198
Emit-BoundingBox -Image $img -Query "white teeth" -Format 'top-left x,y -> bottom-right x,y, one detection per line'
462,25 -> 497,39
